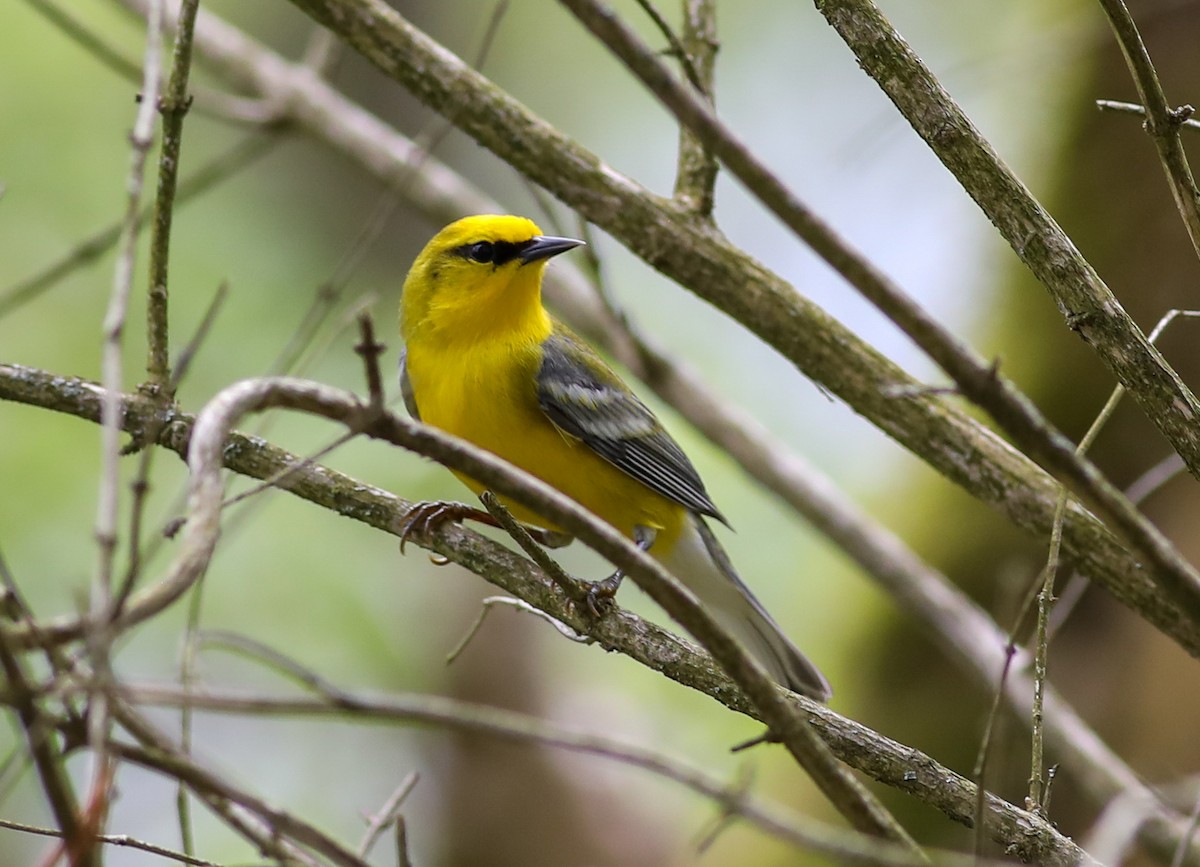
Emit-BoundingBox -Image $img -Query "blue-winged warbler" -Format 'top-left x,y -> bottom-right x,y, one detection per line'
399,214 -> 830,701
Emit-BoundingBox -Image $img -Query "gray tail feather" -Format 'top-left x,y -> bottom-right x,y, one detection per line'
690,516 -> 832,701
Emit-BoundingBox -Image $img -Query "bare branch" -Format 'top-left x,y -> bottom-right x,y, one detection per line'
357,772 -> 419,860
0,363 -> 1102,863
668,0 -> 719,214
0,632 -> 89,865
125,683 -> 1087,867
146,0 -> 201,394
1097,99 -> 1200,133
1096,0 -> 1200,262
0,818 -> 218,867
811,0 -> 1200,470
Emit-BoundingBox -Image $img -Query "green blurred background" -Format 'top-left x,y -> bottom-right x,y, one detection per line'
3,0 -> 1200,864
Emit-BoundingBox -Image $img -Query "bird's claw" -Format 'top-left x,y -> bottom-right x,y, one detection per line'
397,501 -> 483,553
585,572 -> 624,618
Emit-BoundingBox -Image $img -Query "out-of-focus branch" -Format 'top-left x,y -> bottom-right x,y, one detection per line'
84,1 -> 167,854
0,362 -> 1092,863
0,632 -> 91,866
0,818 -> 217,867
125,684 -> 940,866
107,703 -> 348,865
811,0 -> 1200,469
0,135 -> 277,320
1096,0 -> 1200,263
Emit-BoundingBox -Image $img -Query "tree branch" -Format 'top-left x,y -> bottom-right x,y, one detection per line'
0,362 -> 1098,863
811,0 -> 1200,472
1095,0 -> 1200,263
122,684 -> 944,867
145,0 -> 201,393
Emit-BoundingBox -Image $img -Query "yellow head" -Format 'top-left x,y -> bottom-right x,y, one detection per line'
400,215 -> 583,347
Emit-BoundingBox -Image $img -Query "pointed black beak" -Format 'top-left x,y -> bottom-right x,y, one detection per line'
520,235 -> 585,265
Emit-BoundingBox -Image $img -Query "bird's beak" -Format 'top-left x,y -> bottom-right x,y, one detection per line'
520,235 -> 585,264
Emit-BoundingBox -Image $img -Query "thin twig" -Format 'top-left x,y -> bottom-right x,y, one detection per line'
146,0 -> 202,394
0,818 -> 218,867
632,0 -> 705,92
1028,497 -> 1066,816
85,2 -> 167,856
446,596 -> 591,666
1096,0 -> 1200,262
1097,99 -> 1200,133
971,643 -> 1016,861
199,630 -> 355,701
0,135 -> 277,320
668,0 -> 718,215
356,772 -> 419,859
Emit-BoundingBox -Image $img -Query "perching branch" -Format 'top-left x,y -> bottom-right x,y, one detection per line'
0,361 -> 1093,863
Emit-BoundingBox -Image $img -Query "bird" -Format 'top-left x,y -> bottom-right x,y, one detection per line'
397,214 -> 831,701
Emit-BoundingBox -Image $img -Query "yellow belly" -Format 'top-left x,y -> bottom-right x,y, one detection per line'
405,337 -> 685,545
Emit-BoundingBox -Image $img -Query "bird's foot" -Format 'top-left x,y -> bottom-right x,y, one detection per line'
585,525 -> 656,617
585,572 -> 624,618
397,501 -> 491,553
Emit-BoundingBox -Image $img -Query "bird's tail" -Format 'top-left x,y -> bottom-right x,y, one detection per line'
659,514 -> 831,701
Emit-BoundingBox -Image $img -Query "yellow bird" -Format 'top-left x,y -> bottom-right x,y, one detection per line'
399,214 -> 830,701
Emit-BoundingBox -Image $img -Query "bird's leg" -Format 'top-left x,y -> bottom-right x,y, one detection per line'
397,500 -> 573,553
397,501 -> 490,553
586,525 -> 656,617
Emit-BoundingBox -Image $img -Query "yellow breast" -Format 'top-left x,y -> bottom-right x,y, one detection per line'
404,334 -> 684,544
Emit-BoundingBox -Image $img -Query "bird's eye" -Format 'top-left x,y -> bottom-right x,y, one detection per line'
468,241 -> 495,263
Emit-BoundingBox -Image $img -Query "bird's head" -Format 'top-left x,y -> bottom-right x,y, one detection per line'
400,215 -> 583,345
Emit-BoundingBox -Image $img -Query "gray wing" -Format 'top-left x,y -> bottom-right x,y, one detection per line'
536,330 -> 725,523
398,349 -> 420,420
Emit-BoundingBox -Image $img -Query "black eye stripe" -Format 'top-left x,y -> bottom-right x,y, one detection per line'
454,239 -> 532,266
